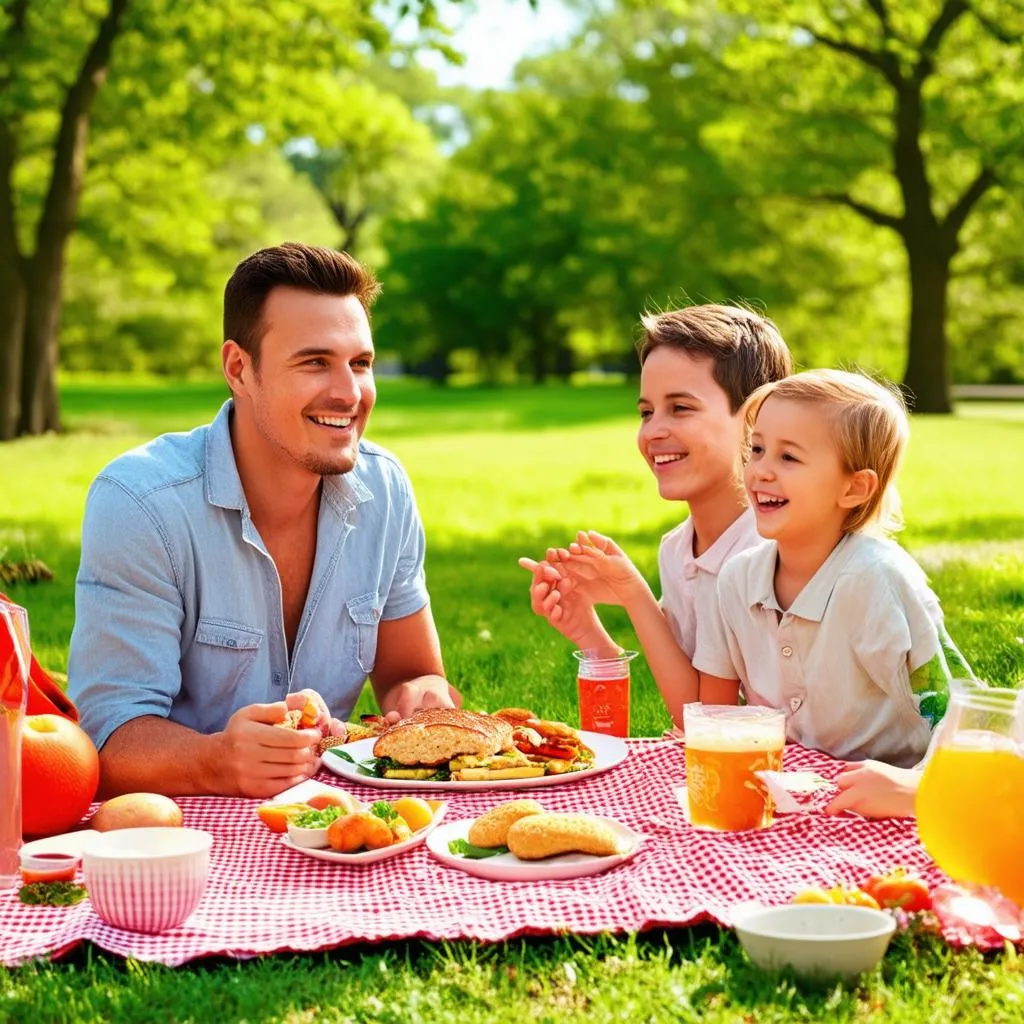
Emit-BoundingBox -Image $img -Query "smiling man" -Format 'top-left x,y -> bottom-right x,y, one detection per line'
68,244 -> 456,799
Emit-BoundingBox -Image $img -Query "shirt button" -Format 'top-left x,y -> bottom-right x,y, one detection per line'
272,672 -> 284,686
781,645 -> 793,658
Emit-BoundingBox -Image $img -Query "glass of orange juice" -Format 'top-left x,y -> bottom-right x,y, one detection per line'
683,703 -> 786,831
573,650 -> 638,737
917,684 -> 1024,933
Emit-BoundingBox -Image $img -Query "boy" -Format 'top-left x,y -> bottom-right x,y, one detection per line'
520,304 -> 792,727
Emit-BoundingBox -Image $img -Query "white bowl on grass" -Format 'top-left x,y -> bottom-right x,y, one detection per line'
83,827 -> 212,934
734,904 -> 896,979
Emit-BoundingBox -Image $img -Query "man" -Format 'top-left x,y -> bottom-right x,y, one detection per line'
69,243 -> 456,799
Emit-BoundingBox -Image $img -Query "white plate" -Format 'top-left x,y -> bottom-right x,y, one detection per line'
278,803 -> 447,865
322,730 -> 628,791
425,817 -> 642,881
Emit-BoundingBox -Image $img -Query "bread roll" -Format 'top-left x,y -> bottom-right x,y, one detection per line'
467,799 -> 545,848
506,814 -> 624,860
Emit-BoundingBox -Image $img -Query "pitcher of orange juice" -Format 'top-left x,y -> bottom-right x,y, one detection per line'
0,600 -> 30,889
917,684 -> 1024,930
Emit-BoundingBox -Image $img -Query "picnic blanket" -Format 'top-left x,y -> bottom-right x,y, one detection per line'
0,740 -> 994,967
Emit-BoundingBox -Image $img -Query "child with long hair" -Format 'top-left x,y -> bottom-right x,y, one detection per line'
691,369 -> 972,768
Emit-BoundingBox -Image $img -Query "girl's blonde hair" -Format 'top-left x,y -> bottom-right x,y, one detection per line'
743,369 -> 910,536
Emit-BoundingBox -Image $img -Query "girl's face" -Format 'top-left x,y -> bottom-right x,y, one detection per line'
744,396 -> 857,544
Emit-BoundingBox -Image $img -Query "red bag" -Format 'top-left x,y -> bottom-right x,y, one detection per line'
1,592 -> 78,721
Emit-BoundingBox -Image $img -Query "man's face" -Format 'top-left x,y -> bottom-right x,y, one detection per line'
229,287 -> 376,478
637,348 -> 744,503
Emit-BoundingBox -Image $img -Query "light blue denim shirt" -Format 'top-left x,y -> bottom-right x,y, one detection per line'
68,400 -> 429,750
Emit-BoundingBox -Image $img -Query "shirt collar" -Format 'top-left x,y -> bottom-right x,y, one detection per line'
683,506 -> 758,582
204,399 -> 373,515
750,533 -> 857,622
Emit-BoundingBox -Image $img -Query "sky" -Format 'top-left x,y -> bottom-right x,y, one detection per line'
416,0 -> 581,89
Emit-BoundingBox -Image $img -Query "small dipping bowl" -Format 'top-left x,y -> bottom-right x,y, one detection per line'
286,821 -> 331,849
734,904 -> 897,979
83,827 -> 213,934
20,849 -> 81,884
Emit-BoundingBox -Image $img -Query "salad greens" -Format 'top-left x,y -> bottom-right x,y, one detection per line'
448,839 -> 508,859
19,882 -> 88,906
292,806 -> 346,829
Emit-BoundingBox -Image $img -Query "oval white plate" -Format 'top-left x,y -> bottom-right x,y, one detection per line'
425,816 -> 642,881
278,803 -> 447,865
322,731 -> 628,791
21,830 -> 98,858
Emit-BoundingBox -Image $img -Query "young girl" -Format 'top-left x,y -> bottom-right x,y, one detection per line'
689,369 -> 972,769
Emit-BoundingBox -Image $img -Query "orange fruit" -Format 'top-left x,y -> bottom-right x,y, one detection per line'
392,797 -> 434,832
21,714 -> 100,838
256,802 -> 311,833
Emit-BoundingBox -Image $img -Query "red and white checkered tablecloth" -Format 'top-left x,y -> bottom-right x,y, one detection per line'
0,740 -> 997,967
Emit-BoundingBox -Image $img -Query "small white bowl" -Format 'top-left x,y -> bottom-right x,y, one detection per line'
286,822 -> 331,849
734,904 -> 896,979
83,827 -> 212,934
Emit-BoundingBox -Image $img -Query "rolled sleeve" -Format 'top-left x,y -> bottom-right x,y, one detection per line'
68,478 -> 186,750
380,471 -> 430,622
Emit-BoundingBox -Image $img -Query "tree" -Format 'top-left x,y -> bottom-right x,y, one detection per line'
0,0 -> 478,439
670,0 -> 1024,412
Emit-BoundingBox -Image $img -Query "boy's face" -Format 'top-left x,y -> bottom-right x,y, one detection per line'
744,396 -> 853,543
637,348 -> 744,504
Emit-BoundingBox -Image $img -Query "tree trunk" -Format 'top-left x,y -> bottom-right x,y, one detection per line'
12,0 -> 130,437
902,242 -> 953,414
0,123 -> 24,440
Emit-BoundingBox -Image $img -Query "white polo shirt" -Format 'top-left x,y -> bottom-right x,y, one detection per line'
693,532 -> 960,768
659,507 -> 763,659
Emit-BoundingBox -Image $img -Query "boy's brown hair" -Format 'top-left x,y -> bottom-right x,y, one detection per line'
224,243 -> 381,367
638,304 -> 792,412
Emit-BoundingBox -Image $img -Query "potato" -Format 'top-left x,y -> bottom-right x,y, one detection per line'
91,793 -> 184,831
326,812 -> 394,852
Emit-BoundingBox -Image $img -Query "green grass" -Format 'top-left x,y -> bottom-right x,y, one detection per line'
1,379 -> 1023,1022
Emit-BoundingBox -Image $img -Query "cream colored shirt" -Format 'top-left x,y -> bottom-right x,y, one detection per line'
693,532 -> 959,768
659,507 -> 763,659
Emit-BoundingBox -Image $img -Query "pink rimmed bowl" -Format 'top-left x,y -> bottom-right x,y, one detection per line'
83,827 -> 212,933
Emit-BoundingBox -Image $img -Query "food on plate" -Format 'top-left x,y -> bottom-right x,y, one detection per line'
392,797 -> 435,832
357,708 -> 595,782
755,770 -> 838,815
326,801 -> 409,853
90,792 -> 184,832
862,867 -> 932,912
307,790 -> 362,813
467,799 -> 545,848
275,695 -> 321,731
257,802 -> 313,833
506,813 -> 626,860
344,714 -> 390,742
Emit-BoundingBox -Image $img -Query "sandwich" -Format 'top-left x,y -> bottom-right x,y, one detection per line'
369,709 -> 546,781
493,708 -> 596,774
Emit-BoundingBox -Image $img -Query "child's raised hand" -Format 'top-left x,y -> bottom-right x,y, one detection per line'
548,530 -> 646,605
824,761 -> 920,820
518,555 -> 615,652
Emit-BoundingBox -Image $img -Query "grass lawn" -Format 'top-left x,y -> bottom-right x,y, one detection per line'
1,378 -> 1023,1022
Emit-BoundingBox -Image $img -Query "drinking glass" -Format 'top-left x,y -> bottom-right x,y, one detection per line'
683,703 -> 786,831
916,683 -> 1024,938
1,601 -> 31,888
573,649 -> 637,737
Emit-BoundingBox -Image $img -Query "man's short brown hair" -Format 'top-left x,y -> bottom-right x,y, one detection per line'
224,243 -> 381,365
638,304 -> 792,412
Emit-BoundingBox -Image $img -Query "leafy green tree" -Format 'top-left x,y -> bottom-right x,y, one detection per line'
656,0 -> 1024,411
0,0 -> 476,439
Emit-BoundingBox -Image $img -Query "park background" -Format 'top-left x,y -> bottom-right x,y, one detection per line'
2,1 -> 1024,1021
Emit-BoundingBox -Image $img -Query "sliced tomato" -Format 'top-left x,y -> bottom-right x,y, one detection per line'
863,868 -> 932,912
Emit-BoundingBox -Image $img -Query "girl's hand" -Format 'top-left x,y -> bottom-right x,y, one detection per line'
825,761 -> 920,819
548,530 -> 646,606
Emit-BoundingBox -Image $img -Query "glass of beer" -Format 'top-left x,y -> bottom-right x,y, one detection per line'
573,650 -> 638,737
683,703 -> 786,831
917,684 -> 1024,931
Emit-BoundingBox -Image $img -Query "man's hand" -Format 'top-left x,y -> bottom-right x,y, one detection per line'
825,761 -> 921,819
381,676 -> 457,725
518,556 -> 617,652
215,700 -> 322,799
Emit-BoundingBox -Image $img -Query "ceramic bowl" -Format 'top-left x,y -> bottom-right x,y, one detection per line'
82,827 -> 212,934
286,821 -> 331,849
734,904 -> 897,979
